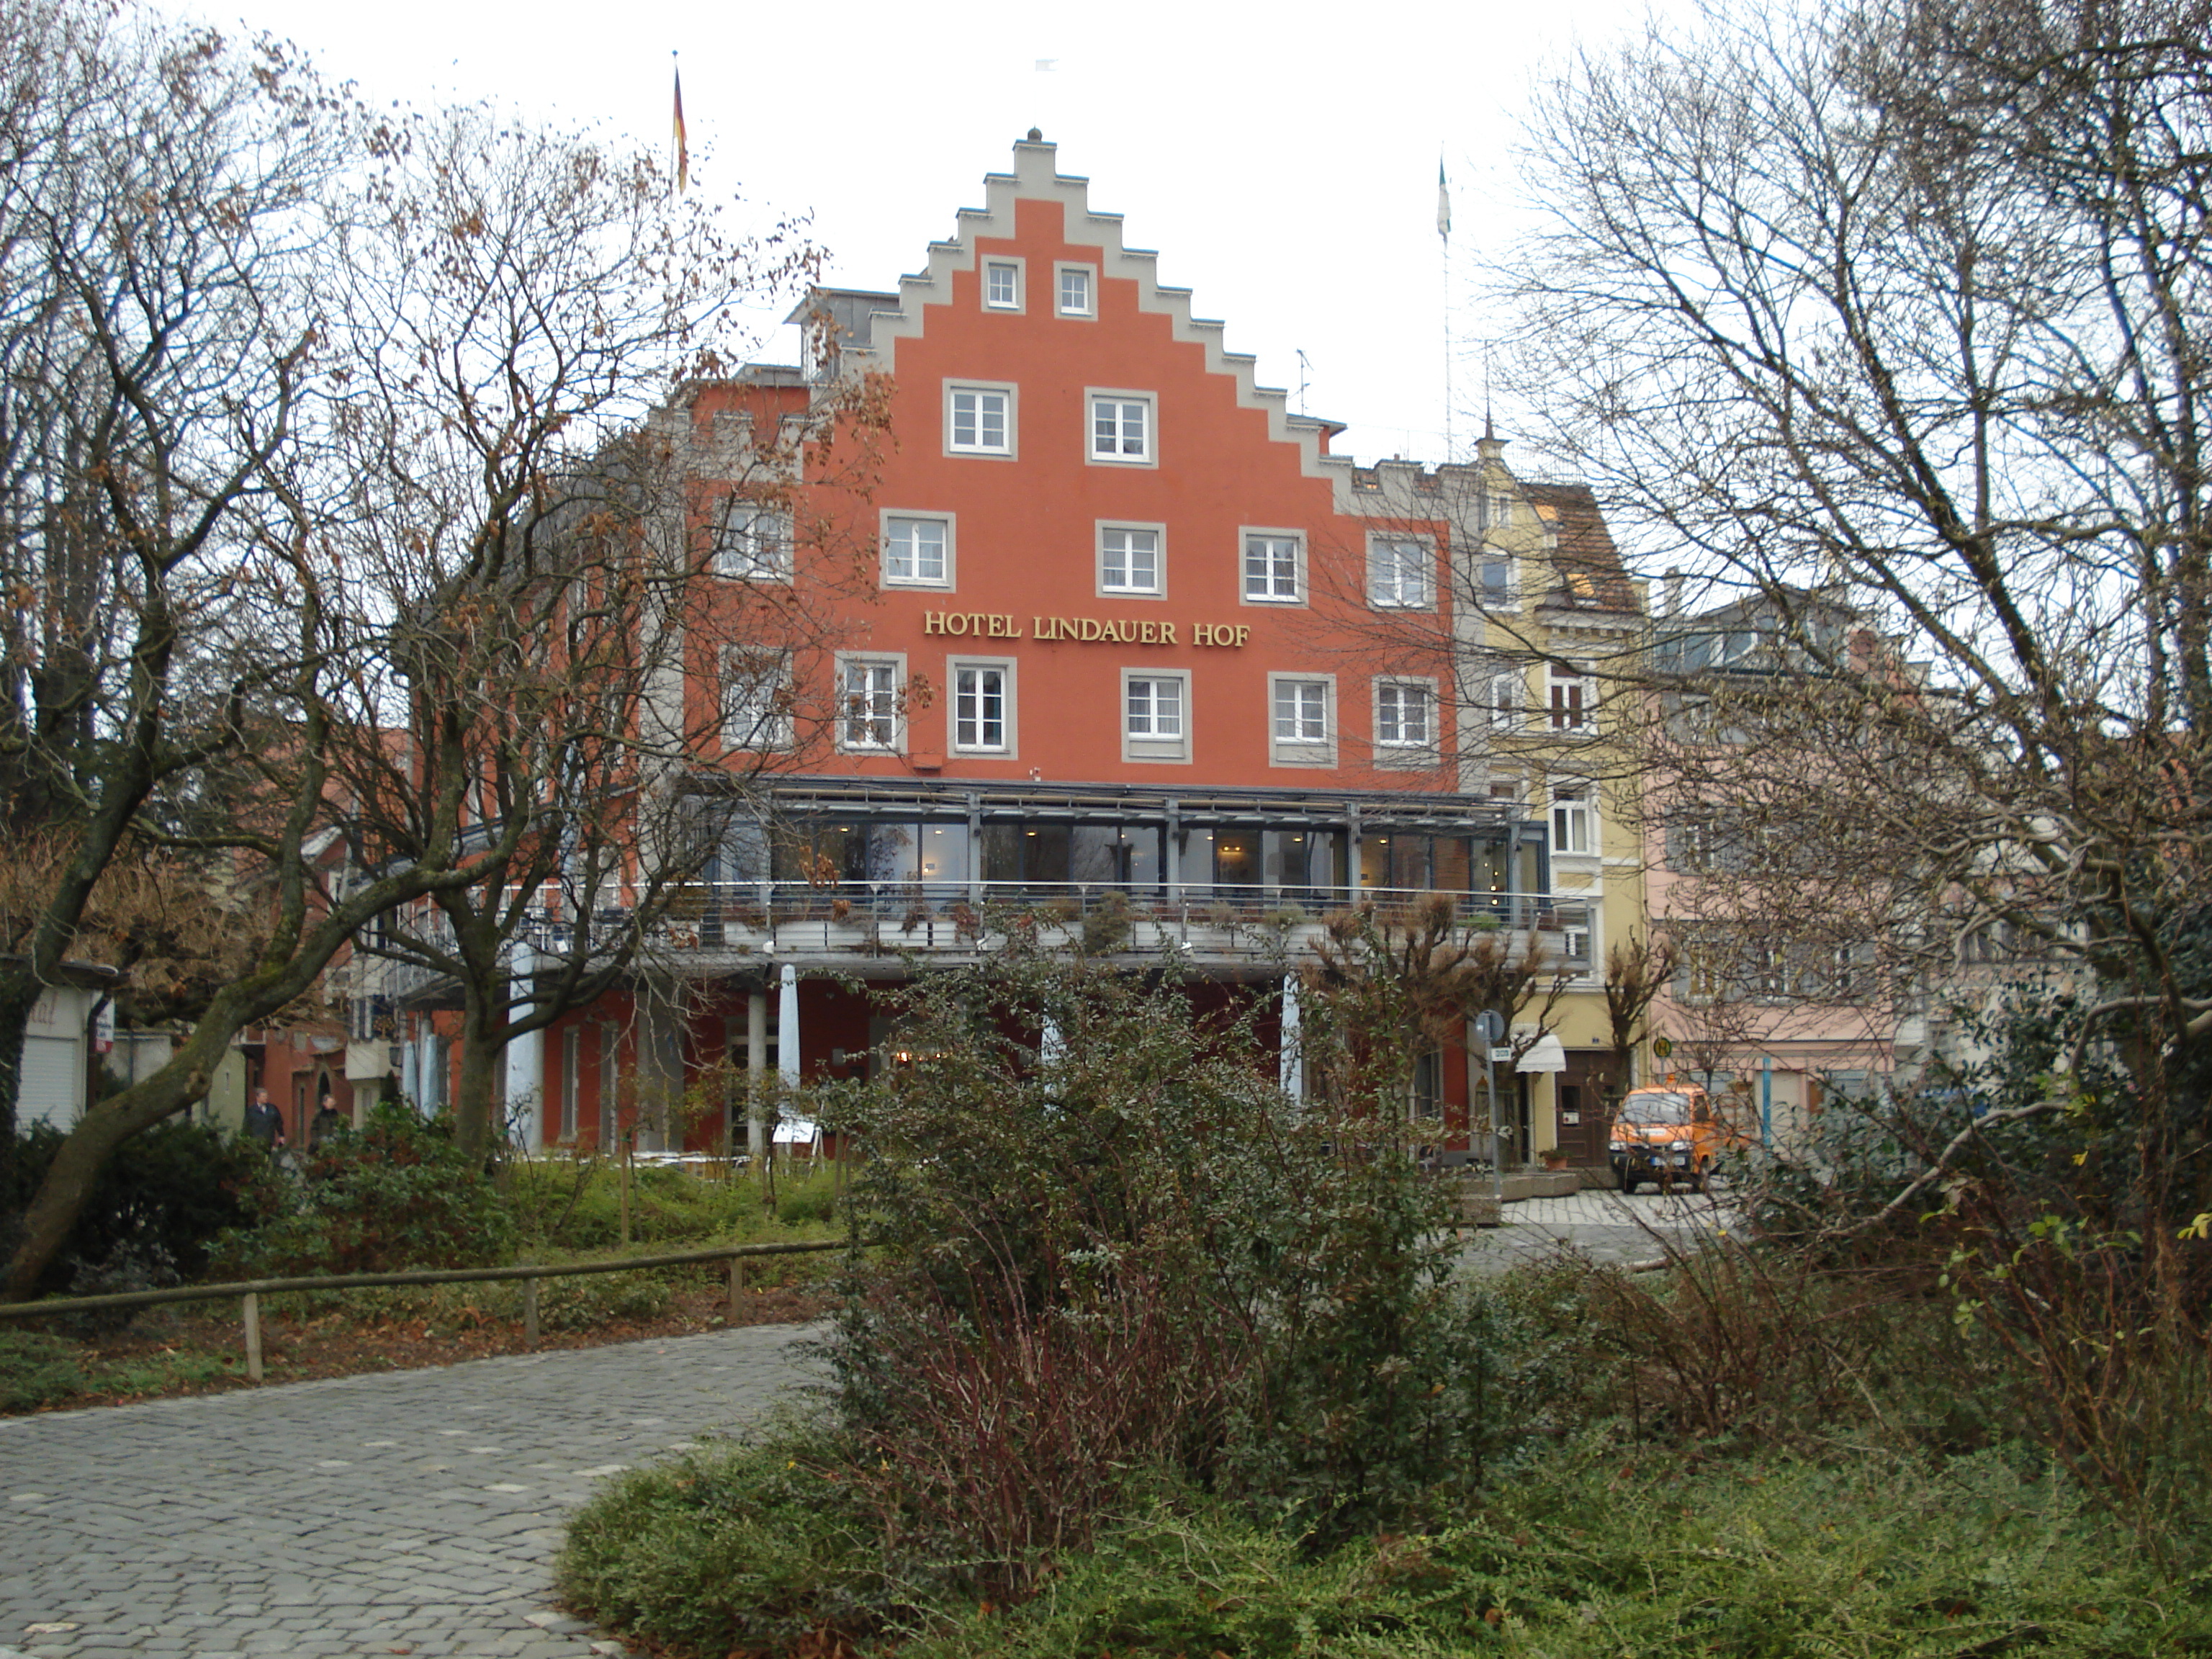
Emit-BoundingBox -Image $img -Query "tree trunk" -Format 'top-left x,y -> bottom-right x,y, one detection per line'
0,972 -> 41,1251
2,1053 -> 211,1300
451,989 -> 505,1163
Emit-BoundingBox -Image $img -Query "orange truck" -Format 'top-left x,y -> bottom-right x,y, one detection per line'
1608,1083 -> 1746,1194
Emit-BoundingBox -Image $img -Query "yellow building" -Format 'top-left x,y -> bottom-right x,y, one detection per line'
1336,431 -> 1650,1166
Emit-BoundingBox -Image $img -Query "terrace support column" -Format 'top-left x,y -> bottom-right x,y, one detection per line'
505,942 -> 545,1153
1279,974 -> 1304,1100
778,964 -> 800,1085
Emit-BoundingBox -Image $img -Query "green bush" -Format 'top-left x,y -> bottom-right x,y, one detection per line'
557,1426 -> 893,1655
562,1427 -> 2212,1658
539,1270 -> 674,1332
767,1174 -> 837,1227
6,1119 -> 272,1296
214,1101 -> 513,1277
807,953 -> 1481,1599
507,1156 -> 829,1251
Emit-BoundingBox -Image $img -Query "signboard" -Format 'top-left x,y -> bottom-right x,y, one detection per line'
1653,1036 -> 1675,1058
1472,1010 -> 1506,1044
1488,1046 -> 1514,1064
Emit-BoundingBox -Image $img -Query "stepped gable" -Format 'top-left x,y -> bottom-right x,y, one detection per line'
806,135 -> 1356,502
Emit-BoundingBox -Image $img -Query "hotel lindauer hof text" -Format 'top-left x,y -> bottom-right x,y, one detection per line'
921,611 -> 1252,647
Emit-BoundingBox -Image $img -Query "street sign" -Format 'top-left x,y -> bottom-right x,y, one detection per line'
1488,1046 -> 1514,1064
1653,1035 -> 1675,1058
1472,1010 -> 1505,1044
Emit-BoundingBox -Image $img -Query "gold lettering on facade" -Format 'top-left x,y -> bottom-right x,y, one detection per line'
935,614 -> 1232,647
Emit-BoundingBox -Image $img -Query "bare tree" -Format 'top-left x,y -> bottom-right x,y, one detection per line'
1500,0 -> 2212,1218
0,5 -> 866,1293
1602,929 -> 1676,1101
303,105 -> 886,1159
0,0 -> 360,1254
1305,894 -> 1574,1160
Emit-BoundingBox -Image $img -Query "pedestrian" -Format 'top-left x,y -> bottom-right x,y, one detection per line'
243,1088 -> 286,1156
308,1091 -> 345,1151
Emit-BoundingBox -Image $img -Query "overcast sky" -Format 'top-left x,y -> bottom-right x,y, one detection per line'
191,0 -> 1653,471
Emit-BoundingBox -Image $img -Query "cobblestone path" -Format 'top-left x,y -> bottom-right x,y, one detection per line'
1456,1184 -> 1739,1274
0,1323 -> 817,1659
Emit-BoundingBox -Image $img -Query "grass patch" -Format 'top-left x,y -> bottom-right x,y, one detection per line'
0,1328 -> 241,1411
508,1156 -> 845,1251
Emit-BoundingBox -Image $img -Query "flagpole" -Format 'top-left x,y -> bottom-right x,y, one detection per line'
1439,155 -> 1453,464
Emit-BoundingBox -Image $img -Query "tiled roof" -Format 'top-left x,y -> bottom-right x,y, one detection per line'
1525,482 -> 1641,615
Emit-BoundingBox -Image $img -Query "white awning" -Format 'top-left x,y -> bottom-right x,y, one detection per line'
1516,1033 -> 1568,1074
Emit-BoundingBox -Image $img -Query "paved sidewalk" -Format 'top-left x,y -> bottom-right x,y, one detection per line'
0,1323 -> 819,1659
1455,1183 -> 1740,1274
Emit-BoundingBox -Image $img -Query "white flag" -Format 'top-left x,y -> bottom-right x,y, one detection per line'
1437,159 -> 1452,240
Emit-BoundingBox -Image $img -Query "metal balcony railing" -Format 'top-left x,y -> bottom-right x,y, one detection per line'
651,881 -> 1591,968
355,881 -> 1594,994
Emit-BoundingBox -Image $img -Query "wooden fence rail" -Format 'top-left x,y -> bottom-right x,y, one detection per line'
0,1239 -> 844,1382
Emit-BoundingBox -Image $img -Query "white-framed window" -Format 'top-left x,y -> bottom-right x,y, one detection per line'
1242,529 -> 1304,604
1056,263 -> 1095,318
1374,680 -> 1434,749
1548,665 -> 1596,733
883,513 -> 953,588
1269,674 -> 1334,765
1367,536 -> 1432,608
722,648 -> 792,750
1752,940 -> 1789,999
1099,523 -> 1164,596
837,655 -> 904,752
713,505 -> 793,581
1273,678 -> 1327,742
945,382 -> 1015,457
950,659 -> 1014,754
1087,390 -> 1155,466
982,258 -> 1024,310
1123,670 -> 1190,763
1478,551 -> 1515,609
1488,669 -> 1525,732
1550,786 -> 1595,856
1683,942 -> 1724,1004
1485,493 -> 1515,534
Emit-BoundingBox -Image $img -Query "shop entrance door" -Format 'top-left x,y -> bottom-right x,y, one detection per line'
1552,1051 -> 1618,1167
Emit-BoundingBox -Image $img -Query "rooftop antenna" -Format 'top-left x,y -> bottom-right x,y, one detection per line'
1295,349 -> 1311,417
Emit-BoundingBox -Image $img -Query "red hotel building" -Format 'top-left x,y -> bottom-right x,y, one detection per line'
395,136 -> 1639,1158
